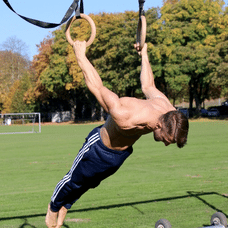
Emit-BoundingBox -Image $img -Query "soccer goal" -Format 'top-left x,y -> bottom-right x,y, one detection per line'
0,113 -> 41,134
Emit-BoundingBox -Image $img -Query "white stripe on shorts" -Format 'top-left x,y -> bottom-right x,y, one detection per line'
51,132 -> 100,202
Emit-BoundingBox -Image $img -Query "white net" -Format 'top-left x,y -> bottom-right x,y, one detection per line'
0,113 -> 41,134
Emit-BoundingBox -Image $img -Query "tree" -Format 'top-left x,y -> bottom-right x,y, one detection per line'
0,36 -> 30,89
0,36 -> 29,60
152,0 -> 227,111
2,73 -> 34,113
90,9 -> 159,97
2,80 -> 20,113
12,73 -> 35,113
208,40 -> 228,99
29,9 -> 159,121
207,5 -> 228,99
0,37 -> 31,112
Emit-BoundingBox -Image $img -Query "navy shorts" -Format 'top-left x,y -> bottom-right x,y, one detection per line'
50,125 -> 133,212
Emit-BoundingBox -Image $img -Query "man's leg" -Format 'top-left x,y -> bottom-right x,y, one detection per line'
45,127 -> 101,227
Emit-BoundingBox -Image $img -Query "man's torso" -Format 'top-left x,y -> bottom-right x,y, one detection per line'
100,96 -> 175,151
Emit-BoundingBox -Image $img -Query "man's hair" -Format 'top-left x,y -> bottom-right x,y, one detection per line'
160,110 -> 189,148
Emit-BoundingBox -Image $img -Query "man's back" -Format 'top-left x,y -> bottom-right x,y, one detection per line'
100,96 -> 176,151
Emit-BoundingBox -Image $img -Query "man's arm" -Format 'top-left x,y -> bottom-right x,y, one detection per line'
73,41 -> 124,115
136,43 -> 165,100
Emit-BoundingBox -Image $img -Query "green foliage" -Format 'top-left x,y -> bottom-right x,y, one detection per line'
90,12 -> 140,96
1,72 -> 35,113
151,0 -> 228,109
39,29 -> 70,98
10,73 -> 35,113
208,38 -> 228,99
0,50 -> 32,112
20,1 -> 228,115
88,10 -> 159,97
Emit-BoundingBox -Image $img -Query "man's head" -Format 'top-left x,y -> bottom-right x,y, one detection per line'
153,111 -> 189,148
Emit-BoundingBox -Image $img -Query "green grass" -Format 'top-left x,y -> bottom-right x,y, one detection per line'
0,123 -> 40,134
0,120 -> 228,228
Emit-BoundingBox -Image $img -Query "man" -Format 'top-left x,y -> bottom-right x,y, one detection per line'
45,41 -> 189,227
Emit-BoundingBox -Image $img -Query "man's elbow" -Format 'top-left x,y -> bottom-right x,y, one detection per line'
141,85 -> 154,94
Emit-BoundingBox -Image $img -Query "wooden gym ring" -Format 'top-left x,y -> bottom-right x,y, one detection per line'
136,15 -> 147,50
65,14 -> 96,47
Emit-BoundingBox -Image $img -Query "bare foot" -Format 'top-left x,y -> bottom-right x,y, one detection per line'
56,206 -> 68,228
45,204 -> 58,228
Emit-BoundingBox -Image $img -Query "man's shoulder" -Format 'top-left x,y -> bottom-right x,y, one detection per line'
146,96 -> 176,114
119,96 -> 141,102
119,96 -> 147,105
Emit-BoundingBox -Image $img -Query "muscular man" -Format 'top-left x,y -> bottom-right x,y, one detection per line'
45,41 -> 189,227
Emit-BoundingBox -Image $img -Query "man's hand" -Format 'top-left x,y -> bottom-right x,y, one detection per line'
73,40 -> 87,60
134,43 -> 147,56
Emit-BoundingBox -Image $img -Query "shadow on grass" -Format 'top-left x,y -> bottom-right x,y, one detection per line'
0,191 -> 227,226
18,218 -> 36,228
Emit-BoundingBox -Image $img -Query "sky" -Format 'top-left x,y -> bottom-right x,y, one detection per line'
0,0 -> 161,60
0,0 -> 227,60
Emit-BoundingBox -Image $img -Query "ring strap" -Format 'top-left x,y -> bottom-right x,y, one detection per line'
3,0 -> 81,28
138,0 -> 145,16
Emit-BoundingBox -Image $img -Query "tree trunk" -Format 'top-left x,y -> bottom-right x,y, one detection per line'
189,81 -> 194,110
173,98 -> 176,107
100,107 -> 104,121
69,98 -> 76,121
91,105 -> 96,121
194,95 -> 201,115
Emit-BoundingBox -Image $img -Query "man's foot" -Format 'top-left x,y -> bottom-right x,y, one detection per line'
45,204 -> 58,228
56,206 -> 68,228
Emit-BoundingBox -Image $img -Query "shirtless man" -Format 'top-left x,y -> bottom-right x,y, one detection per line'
45,41 -> 189,228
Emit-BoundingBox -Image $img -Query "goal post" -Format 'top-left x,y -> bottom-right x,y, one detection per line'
0,113 -> 41,134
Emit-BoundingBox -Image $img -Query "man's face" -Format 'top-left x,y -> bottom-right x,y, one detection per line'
153,128 -> 171,146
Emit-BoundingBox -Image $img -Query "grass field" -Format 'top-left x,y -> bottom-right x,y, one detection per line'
0,120 -> 228,228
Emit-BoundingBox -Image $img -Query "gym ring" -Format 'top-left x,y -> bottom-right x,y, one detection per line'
136,15 -> 147,50
65,14 -> 96,47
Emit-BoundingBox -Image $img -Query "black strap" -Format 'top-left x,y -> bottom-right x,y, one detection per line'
138,0 -> 145,16
3,0 -> 84,29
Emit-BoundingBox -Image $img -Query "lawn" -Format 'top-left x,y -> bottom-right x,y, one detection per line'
0,120 -> 228,228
